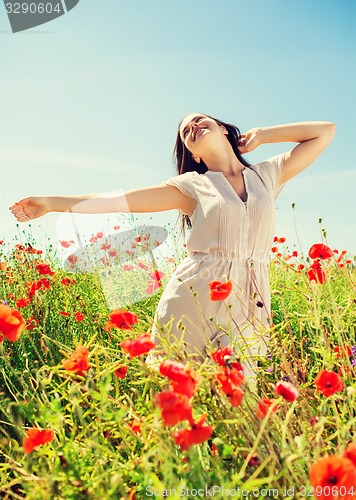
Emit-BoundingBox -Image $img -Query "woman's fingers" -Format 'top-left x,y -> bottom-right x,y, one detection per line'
9,202 -> 31,222
14,213 -> 30,222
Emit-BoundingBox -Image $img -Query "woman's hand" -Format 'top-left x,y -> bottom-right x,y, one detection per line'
9,196 -> 51,222
237,127 -> 261,154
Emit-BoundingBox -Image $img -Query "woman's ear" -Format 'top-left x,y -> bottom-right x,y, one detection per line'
220,126 -> 228,136
192,155 -> 201,163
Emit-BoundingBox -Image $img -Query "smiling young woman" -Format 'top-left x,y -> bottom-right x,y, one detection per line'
9,113 -> 336,388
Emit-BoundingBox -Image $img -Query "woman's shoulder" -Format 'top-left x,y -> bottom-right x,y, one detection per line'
164,170 -> 205,184
250,153 -> 287,197
252,153 -> 285,170
179,170 -> 203,178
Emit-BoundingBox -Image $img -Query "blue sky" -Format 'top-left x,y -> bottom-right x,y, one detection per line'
1,0 -> 355,264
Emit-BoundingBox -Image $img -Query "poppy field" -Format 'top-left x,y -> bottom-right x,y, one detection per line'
0,232 -> 355,499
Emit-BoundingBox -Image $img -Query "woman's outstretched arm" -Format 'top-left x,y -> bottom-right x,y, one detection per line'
9,184 -> 190,222
238,121 -> 336,184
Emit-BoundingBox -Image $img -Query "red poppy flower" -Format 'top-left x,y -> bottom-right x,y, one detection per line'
120,333 -> 156,358
137,260 -> 148,270
173,414 -> 214,451
255,398 -> 280,420
274,237 -> 286,244
59,311 -> 70,317
36,263 -> 55,276
159,360 -> 194,383
37,278 -> 51,290
275,381 -> 299,402
211,346 -> 233,366
61,277 -> 76,286
230,360 -> 244,371
23,428 -> 54,454
215,365 -> 245,391
147,270 -> 164,291
307,261 -> 327,284
74,312 -> 84,322
309,417 -> 319,427
159,360 -> 201,397
228,386 -> 245,407
101,257 -> 110,267
105,309 -> 138,332
59,240 -> 75,248
114,366 -> 128,379
334,346 -> 352,359
249,455 -> 261,467
211,443 -> 219,456
24,245 -> 35,254
308,243 -> 334,260
309,455 -> 356,499
209,280 -> 233,301
62,345 -> 90,375
25,279 -> 50,298
26,280 -> 38,298
128,420 -> 142,436
154,390 -> 194,426
168,378 -> 199,398
122,264 -> 135,271
16,297 -> 31,309
96,232 -> 104,238
100,243 -> 111,251
146,280 -> 161,294
148,270 -> 164,281
215,364 -> 245,406
25,316 -> 39,330
24,245 -> 37,254
343,442 -> 356,468
67,255 -> 79,265
0,304 -> 25,342
242,453 -> 261,467
314,370 -> 344,397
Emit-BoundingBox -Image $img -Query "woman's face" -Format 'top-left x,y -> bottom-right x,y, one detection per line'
179,113 -> 227,154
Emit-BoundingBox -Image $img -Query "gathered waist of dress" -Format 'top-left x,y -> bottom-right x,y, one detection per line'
189,249 -> 269,264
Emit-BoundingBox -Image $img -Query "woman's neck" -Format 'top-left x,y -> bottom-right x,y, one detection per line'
202,148 -> 246,176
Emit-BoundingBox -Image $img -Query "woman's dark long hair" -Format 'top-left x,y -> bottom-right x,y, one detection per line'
172,114 -> 252,238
